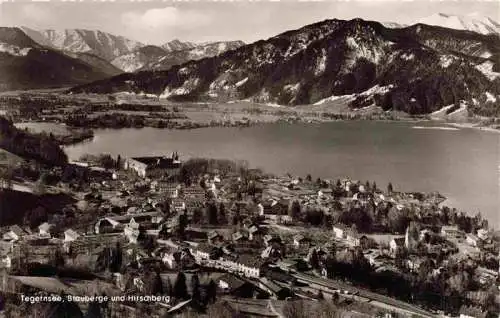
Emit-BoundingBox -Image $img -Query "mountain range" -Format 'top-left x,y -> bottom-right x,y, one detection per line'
0,26 -> 245,90
111,40 -> 245,72
0,27 -> 115,91
383,13 -> 500,36
2,14 -> 500,115
69,18 -> 500,115
418,13 -> 500,36
19,27 -> 245,73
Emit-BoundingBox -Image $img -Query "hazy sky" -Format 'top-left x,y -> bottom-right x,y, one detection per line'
1,0 -> 499,45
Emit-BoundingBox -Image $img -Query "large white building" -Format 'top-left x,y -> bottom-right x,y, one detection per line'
124,153 -> 181,178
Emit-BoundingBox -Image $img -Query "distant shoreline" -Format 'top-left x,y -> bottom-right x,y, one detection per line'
445,122 -> 500,134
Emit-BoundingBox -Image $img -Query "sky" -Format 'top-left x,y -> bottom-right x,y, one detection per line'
1,0 -> 499,45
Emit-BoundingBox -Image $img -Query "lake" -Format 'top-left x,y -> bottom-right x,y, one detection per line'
62,121 -> 499,228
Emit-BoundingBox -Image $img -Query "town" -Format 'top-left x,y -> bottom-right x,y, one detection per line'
0,136 -> 498,318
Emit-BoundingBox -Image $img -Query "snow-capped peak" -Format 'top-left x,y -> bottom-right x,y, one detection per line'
381,22 -> 408,29
417,12 -> 500,35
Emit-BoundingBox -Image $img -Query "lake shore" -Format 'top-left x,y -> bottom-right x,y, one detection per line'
445,122 -> 500,134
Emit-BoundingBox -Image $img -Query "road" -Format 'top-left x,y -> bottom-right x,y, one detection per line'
292,272 -> 437,318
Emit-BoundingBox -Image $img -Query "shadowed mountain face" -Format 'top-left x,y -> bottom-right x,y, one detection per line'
69,19 -> 500,114
0,27 -> 120,91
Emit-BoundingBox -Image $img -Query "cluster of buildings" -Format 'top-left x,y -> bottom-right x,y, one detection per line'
0,152 -> 498,318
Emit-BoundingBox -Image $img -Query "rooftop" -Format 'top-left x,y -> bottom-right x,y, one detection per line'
130,156 -> 181,169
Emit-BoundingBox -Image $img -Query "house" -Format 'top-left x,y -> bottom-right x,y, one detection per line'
293,235 -> 311,248
171,198 -> 186,212
25,233 -> 51,246
247,225 -> 261,241
95,212 -> 161,234
459,305 -> 487,318
466,234 -> 481,247
333,224 -> 348,239
261,245 -> 282,260
346,230 -> 361,246
124,153 -> 181,178
218,273 -> 254,297
263,234 -> 281,247
191,243 -> 213,261
477,228 -> 490,241
164,185 -> 180,198
151,181 -> 180,196
64,229 -> 80,243
94,217 -> 124,234
237,255 -> 265,278
232,231 -> 247,243
406,256 -> 424,273
176,249 -> 197,269
389,237 -> 405,255
153,246 -> 178,268
3,225 -> 28,242
38,222 -> 55,236
260,201 -> 292,224
441,225 -> 463,239
0,254 -> 11,269
265,269 -> 297,286
318,188 -> 333,198
419,229 -> 433,241
207,230 -> 222,243
124,227 -> 140,244
182,186 -> 206,200
258,277 -> 292,300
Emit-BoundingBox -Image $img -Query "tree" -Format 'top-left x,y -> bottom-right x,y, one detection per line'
165,278 -> 174,296
448,272 -> 470,294
109,242 -> 123,272
317,290 -> 324,300
191,274 -> 201,302
206,202 -> 218,225
310,249 -> 320,269
144,271 -> 163,295
0,166 -> 14,190
173,272 -> 188,300
85,297 -> 104,318
178,213 -> 188,239
50,249 -> 65,268
206,279 -> 217,304
218,203 -> 227,224
332,292 -> 340,304
192,207 -> 203,224
116,154 -> 121,170
306,174 -> 312,182
387,182 -> 394,194
290,201 -> 301,220
388,206 -> 410,233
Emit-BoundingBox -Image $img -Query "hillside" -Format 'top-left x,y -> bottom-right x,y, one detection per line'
111,45 -> 170,73
0,116 -> 67,166
162,39 -> 197,52
0,27 -> 119,91
69,19 -> 500,115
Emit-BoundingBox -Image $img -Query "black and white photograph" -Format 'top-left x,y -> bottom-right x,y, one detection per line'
0,0 -> 499,317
